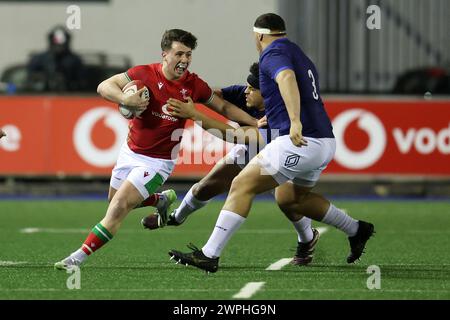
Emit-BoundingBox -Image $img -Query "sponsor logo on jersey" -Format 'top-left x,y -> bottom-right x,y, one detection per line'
158,82 -> 164,90
151,104 -> 178,122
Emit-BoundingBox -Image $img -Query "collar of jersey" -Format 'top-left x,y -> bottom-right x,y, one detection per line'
261,38 -> 289,55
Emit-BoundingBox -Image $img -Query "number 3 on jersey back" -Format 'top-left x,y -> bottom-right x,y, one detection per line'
308,69 -> 319,101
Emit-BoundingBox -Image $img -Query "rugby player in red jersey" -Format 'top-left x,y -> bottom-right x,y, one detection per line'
54,29 -> 257,270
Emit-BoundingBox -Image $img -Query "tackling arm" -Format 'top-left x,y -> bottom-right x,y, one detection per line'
168,97 -> 262,145
213,88 -> 223,98
206,94 -> 258,127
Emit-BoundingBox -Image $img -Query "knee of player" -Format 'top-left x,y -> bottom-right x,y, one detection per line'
275,192 -> 299,212
108,197 -> 130,215
276,198 -> 293,213
229,175 -> 253,195
276,187 -> 308,205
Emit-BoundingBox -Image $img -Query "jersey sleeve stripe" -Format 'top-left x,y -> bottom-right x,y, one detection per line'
204,91 -> 215,105
273,66 -> 292,80
124,72 -> 132,82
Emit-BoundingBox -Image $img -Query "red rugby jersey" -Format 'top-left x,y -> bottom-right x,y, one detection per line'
126,63 -> 213,159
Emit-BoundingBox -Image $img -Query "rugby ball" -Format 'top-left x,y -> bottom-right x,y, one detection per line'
118,80 -> 150,119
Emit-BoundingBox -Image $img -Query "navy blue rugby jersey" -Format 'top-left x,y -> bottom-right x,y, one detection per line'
259,38 -> 334,138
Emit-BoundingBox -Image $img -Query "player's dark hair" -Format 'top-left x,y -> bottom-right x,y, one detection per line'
247,62 -> 260,89
161,29 -> 198,51
254,13 -> 286,35
250,62 -> 259,78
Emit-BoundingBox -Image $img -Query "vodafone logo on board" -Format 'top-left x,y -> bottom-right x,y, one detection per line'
333,109 -> 386,170
332,107 -> 450,171
0,124 -> 21,152
73,107 -> 128,167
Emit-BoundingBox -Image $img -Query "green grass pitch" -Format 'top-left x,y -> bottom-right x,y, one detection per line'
0,199 -> 449,299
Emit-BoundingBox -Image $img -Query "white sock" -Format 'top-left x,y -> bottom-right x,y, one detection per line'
292,217 -> 313,243
173,186 -> 209,223
322,204 -> 358,237
202,210 -> 245,258
70,249 -> 88,263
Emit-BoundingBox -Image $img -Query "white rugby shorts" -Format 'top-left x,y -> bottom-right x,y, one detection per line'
257,135 -> 336,187
110,143 -> 176,199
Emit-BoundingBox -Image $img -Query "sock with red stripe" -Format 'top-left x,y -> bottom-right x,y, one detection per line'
81,223 -> 114,255
64,223 -> 113,265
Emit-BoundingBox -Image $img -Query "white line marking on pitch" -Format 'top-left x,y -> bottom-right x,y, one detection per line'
20,228 -> 89,234
266,227 -> 328,270
0,261 -> 28,266
266,258 -> 292,271
232,282 -> 265,299
19,228 -> 309,234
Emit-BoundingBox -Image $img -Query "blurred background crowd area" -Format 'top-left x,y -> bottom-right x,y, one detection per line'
0,0 -> 449,198
0,0 -> 449,95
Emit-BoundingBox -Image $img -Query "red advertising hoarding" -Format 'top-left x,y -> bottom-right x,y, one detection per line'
0,96 -> 449,178
325,99 -> 450,176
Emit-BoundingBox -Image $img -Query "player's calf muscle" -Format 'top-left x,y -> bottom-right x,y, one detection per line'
223,179 -> 256,215
194,179 -> 231,200
223,192 -> 253,217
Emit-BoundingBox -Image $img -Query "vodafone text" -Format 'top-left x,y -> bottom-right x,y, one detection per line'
393,125 -> 450,155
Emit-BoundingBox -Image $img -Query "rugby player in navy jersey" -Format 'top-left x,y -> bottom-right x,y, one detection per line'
142,62 -> 321,265
168,14 -> 375,273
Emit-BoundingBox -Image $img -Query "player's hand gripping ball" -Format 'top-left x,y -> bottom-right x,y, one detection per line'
118,80 -> 150,119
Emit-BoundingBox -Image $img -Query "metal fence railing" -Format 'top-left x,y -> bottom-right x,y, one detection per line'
279,0 -> 450,93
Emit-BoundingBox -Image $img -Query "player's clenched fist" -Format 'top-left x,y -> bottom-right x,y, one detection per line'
289,121 -> 308,147
167,97 -> 197,119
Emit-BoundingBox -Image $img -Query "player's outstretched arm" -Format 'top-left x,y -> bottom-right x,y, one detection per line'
168,97 -> 262,145
97,73 -> 148,110
206,94 -> 258,127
